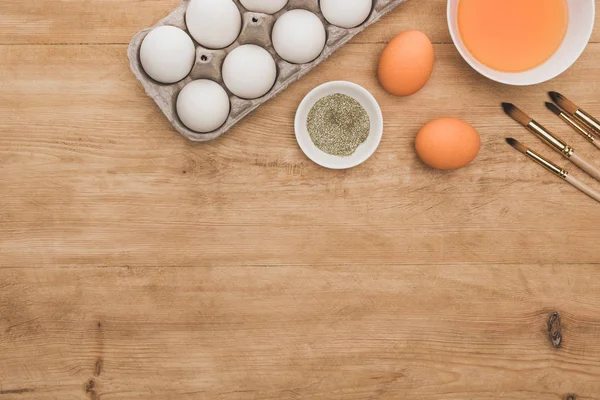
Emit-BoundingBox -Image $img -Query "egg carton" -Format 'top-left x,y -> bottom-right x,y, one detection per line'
128,0 -> 408,142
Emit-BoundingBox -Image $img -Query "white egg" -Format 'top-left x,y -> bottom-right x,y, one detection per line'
239,0 -> 288,14
320,0 -> 372,28
177,80 -> 230,133
272,10 -> 326,64
140,26 -> 195,84
222,45 -> 277,99
186,0 -> 241,49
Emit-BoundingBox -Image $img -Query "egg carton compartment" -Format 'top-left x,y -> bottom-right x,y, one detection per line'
128,0 -> 408,142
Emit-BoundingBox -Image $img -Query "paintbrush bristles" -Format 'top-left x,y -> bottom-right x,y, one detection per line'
506,138 -> 528,154
549,91 -> 578,114
545,102 -> 562,116
502,103 -> 532,127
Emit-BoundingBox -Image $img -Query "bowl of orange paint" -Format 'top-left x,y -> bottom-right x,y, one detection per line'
448,0 -> 595,85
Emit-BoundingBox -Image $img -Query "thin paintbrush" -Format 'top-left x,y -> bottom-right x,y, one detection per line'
545,102 -> 600,150
549,91 -> 600,136
506,138 -> 600,203
502,102 -> 600,182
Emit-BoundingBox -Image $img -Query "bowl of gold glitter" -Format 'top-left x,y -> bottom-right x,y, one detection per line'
295,81 -> 383,169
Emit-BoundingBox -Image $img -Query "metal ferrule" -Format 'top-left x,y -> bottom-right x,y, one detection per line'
526,149 -> 568,179
560,112 -> 596,144
575,109 -> 600,136
528,120 -> 573,158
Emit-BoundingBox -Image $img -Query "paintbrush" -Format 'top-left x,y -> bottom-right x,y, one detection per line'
545,102 -> 600,150
506,138 -> 600,203
502,102 -> 600,182
549,91 -> 600,136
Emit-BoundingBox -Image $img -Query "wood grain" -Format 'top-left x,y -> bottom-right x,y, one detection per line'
1,0 -> 600,398
1,265 -> 600,399
1,42 -> 600,268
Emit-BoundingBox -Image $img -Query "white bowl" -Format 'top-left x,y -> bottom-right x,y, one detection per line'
447,0 -> 596,85
294,81 -> 383,170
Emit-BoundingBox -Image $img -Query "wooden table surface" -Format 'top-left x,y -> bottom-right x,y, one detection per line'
1,1 -> 600,399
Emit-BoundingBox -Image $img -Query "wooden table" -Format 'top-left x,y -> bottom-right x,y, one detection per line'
1,1 -> 599,398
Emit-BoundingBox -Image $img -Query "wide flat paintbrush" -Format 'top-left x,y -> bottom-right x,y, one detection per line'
545,102 -> 600,150
506,138 -> 600,203
502,102 -> 600,182
549,91 -> 600,136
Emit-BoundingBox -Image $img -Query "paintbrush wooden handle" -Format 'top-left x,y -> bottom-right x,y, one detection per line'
592,140 -> 600,151
565,174 -> 600,203
570,152 -> 600,182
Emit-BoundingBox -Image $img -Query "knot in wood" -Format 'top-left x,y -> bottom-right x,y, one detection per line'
547,312 -> 562,348
85,379 -> 95,393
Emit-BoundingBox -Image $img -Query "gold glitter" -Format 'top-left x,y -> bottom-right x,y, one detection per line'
307,93 -> 370,157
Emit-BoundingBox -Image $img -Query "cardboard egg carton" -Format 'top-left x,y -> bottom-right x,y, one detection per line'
128,0 -> 408,142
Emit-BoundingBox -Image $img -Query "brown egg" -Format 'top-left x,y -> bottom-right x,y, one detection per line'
378,30 -> 435,96
416,118 -> 480,170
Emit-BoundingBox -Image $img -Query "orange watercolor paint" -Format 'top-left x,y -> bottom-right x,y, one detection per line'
458,0 -> 569,72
